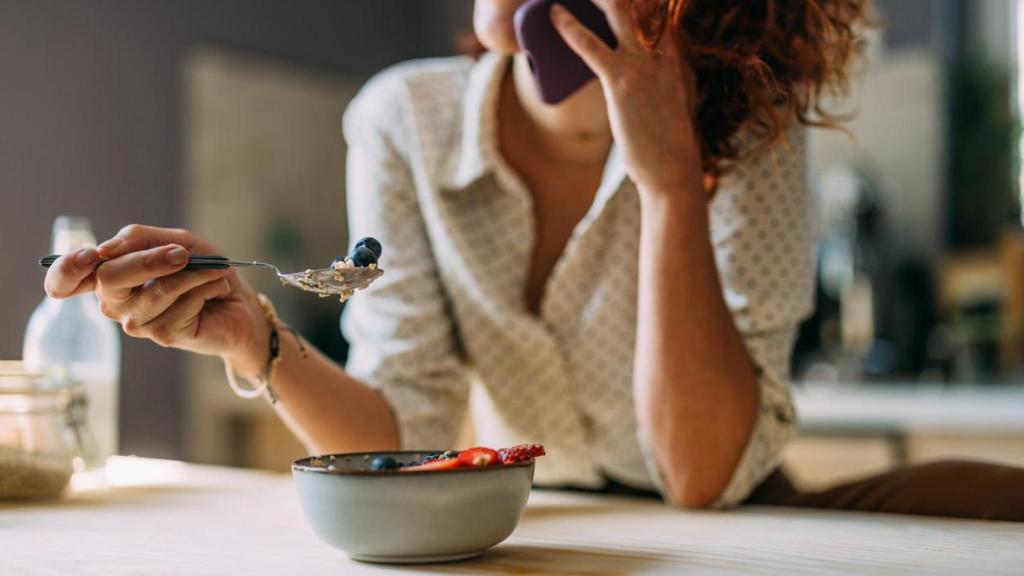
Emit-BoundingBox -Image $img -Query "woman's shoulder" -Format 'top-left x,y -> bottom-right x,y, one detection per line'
709,121 -> 816,330
359,56 -> 477,102
343,56 -> 476,145
722,122 -> 808,199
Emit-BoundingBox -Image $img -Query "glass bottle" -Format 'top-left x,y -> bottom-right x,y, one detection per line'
23,216 -> 120,467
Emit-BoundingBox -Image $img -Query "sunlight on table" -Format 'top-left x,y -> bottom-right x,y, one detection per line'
70,456 -> 188,492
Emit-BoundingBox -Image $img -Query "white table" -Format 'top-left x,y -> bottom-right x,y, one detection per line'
2,457 -> 1021,575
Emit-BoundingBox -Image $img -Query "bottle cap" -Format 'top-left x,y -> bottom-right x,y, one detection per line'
51,216 -> 97,254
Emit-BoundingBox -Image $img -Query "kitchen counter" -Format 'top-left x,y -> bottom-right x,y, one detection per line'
1,457 -> 1021,575
794,384 -> 1024,435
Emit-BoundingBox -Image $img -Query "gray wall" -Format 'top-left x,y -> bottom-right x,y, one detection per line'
0,0 -> 469,458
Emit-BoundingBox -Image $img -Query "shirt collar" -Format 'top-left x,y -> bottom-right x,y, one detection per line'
595,143 -> 629,211
445,52 -> 508,191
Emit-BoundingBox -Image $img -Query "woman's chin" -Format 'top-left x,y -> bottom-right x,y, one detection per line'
474,1 -> 523,54
477,29 -> 521,54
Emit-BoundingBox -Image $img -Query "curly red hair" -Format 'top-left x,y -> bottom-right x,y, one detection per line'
633,0 -> 871,176
464,0 -> 871,178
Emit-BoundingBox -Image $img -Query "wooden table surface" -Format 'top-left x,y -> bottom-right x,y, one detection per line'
2,457 -> 1021,575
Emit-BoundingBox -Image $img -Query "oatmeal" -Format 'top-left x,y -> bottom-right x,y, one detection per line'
0,445 -> 72,500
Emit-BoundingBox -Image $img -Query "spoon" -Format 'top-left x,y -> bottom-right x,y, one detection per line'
39,254 -> 383,301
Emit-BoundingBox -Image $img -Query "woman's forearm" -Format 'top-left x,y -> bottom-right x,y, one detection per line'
634,187 -> 759,509
266,330 -> 400,454
228,309 -> 400,455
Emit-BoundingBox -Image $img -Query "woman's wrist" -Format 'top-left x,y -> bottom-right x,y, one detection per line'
224,292 -> 273,379
632,144 -> 705,207
637,181 -> 715,263
637,178 -> 708,218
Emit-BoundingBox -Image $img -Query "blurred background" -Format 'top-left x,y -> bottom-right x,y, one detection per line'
1,0 -> 1023,490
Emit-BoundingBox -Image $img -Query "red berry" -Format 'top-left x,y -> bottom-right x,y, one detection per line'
497,444 -> 546,464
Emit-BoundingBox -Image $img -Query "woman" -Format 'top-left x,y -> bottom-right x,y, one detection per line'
45,0 -> 1023,518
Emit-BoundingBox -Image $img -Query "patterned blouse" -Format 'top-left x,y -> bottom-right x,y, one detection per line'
341,52 -> 815,508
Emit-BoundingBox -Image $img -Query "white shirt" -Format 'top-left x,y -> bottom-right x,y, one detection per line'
341,53 -> 815,508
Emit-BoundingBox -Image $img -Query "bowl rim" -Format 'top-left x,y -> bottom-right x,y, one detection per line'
292,450 -> 535,476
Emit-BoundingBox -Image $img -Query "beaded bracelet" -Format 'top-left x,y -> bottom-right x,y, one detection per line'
223,293 -> 306,404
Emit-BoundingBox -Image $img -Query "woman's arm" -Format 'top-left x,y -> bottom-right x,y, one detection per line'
633,191 -> 760,508
552,1 -> 782,507
43,224 -> 400,455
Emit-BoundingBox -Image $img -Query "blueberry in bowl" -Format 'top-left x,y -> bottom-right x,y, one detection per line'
292,445 -> 543,564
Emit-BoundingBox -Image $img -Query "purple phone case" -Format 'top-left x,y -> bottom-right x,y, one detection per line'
514,0 -> 618,105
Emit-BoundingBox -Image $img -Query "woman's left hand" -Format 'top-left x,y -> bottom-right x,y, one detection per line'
551,0 -> 702,196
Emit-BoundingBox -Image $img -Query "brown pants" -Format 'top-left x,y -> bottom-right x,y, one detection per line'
747,460 -> 1024,522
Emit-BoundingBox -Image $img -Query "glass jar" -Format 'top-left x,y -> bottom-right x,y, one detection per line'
0,363 -> 78,500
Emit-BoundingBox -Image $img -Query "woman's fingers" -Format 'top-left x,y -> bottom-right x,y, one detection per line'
95,244 -> 190,305
97,224 -> 196,260
550,3 -> 618,78
124,268 -> 230,328
130,278 -> 232,347
44,248 -> 100,298
591,0 -> 638,49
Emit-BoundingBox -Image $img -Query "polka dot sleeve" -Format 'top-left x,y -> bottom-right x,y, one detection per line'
340,76 -> 471,451
707,126 -> 815,508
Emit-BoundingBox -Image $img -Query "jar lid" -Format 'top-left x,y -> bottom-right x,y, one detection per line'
0,361 -> 65,393
0,360 -> 37,376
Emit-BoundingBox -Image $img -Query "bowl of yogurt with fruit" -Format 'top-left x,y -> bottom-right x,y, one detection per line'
292,444 -> 544,564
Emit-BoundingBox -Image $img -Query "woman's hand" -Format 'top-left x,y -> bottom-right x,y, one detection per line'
551,0 -> 702,196
44,225 -> 271,377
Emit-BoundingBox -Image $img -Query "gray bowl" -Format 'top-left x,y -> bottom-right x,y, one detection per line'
292,451 -> 534,564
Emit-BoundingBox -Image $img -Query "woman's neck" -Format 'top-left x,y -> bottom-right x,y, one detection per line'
506,52 -> 612,166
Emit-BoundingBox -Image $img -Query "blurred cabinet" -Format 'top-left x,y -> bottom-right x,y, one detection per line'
784,436 -> 895,490
182,49 -> 359,468
785,432 -> 1024,491
936,229 -> 1024,379
786,385 -> 1024,490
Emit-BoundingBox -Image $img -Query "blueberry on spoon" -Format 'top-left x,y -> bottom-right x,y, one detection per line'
348,245 -> 378,268
354,237 -> 382,258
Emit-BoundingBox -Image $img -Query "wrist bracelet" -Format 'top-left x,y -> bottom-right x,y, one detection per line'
223,293 -> 307,404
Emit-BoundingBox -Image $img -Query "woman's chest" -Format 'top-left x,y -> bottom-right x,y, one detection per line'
427,174 -> 641,343
516,158 -> 605,313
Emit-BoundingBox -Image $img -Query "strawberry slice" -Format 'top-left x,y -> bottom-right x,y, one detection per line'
456,447 -> 500,468
400,456 -> 460,472
497,444 -> 546,464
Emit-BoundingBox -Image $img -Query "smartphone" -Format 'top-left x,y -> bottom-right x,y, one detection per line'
513,0 -> 618,105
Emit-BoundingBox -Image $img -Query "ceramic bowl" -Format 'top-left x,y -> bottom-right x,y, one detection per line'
292,451 -> 535,564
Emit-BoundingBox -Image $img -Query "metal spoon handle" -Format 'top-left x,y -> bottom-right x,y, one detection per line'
39,254 -> 244,271
215,260 -> 279,271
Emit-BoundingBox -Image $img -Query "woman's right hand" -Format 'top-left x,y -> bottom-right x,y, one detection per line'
44,224 -> 271,377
